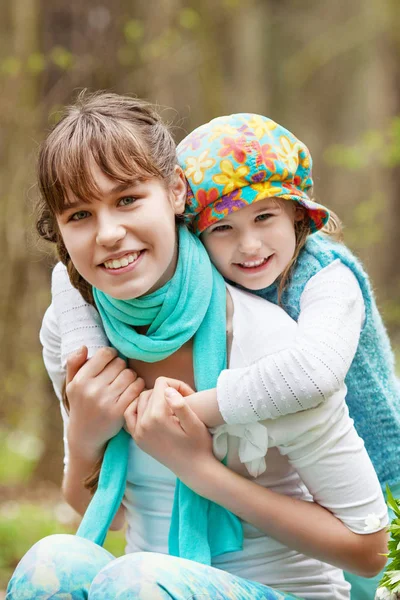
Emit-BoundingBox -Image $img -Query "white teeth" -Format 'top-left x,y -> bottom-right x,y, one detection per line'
240,258 -> 266,268
104,252 -> 139,270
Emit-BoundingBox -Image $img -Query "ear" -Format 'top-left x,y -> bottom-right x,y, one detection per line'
170,166 -> 187,215
294,204 -> 306,222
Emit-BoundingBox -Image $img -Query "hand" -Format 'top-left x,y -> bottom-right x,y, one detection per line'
131,378 -> 224,428
65,346 -> 145,459
124,377 -> 215,480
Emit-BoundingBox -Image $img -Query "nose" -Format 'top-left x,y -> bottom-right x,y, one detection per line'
238,230 -> 262,255
95,215 -> 126,247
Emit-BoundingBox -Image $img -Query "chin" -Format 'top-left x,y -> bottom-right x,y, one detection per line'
238,277 -> 276,292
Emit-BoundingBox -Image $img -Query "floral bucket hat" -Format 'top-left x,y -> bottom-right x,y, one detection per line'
177,113 -> 330,236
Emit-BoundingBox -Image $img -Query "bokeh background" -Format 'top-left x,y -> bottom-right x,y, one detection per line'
1,0 -> 400,590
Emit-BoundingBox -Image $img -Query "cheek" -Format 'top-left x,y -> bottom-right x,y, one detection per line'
201,236 -> 218,262
274,219 -> 296,248
60,228 -> 91,272
203,239 -> 231,273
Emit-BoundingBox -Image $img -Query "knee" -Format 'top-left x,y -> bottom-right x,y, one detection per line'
6,534 -> 113,600
90,552 -> 180,599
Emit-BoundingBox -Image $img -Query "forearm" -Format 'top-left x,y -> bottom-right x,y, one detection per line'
62,444 -> 125,530
182,459 -> 387,577
187,388 -> 225,428
217,264 -> 365,425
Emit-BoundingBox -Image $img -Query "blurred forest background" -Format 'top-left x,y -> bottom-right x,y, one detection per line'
1,0 -> 400,590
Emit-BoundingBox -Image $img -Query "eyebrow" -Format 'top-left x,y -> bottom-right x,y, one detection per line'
109,181 -> 138,194
255,204 -> 280,214
62,181 -> 141,212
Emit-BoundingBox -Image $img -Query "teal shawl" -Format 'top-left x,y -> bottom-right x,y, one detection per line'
77,226 -> 242,564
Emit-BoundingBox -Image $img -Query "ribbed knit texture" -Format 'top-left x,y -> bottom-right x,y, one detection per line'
255,233 -> 400,488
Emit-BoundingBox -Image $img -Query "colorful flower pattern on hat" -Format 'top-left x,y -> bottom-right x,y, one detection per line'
177,113 -> 330,235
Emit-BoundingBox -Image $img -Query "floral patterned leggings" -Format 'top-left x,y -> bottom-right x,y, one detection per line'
6,534 -> 299,600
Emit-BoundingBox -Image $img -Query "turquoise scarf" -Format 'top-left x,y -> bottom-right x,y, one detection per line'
76,226 -> 243,564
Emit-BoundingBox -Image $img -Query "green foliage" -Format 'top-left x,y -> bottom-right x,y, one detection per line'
324,118 -> 400,170
178,8 -> 200,30
103,529 -> 126,557
0,501 -> 125,589
27,53 -> 46,75
0,503 -> 73,588
1,57 -> 22,77
139,29 -> 182,62
0,46 -> 74,80
377,487 -> 400,595
325,118 -> 400,331
344,193 -> 384,250
124,19 -> 144,43
0,429 -> 40,485
50,47 -> 74,70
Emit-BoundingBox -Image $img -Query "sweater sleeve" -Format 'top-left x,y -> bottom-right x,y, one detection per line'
39,262 -> 110,469
40,302 -> 70,471
217,260 -> 366,424
51,262 -> 109,368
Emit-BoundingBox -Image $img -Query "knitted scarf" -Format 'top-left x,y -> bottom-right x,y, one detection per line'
76,226 -> 243,565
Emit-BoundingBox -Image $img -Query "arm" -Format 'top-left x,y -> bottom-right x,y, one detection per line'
62,346 -> 145,529
42,264 -> 143,529
202,262 -> 366,426
125,379 -> 388,577
186,457 -> 387,578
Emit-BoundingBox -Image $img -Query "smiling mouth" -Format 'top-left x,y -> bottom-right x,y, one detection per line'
103,251 -> 142,270
238,258 -> 267,268
234,256 -> 271,271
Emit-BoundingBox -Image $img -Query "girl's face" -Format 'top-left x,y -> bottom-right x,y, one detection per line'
201,197 -> 300,291
56,163 -> 186,299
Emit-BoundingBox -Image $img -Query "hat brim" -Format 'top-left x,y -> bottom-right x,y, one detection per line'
194,183 -> 330,235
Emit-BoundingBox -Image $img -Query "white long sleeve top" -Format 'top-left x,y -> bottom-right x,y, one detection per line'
39,263 -> 387,599
217,260 -> 366,424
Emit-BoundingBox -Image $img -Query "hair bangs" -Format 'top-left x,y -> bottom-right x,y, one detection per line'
39,111 -> 164,215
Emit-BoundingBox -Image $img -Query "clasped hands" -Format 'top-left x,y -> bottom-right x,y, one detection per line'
65,346 -> 216,479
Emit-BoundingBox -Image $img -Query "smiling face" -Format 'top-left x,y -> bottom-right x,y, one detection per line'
201,197 -> 300,291
56,163 -> 186,299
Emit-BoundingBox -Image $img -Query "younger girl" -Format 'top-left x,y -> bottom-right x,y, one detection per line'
176,112 -> 400,599
7,94 -> 388,600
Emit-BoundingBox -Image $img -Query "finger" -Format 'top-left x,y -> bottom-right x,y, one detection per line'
96,355 -> 129,385
74,346 -> 118,380
161,378 -> 195,397
66,346 -> 88,384
117,378 -> 146,412
137,389 -> 152,422
124,402 -> 137,435
165,388 -> 203,435
150,377 -> 172,416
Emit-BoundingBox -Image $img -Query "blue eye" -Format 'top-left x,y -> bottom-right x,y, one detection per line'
70,210 -> 90,221
118,196 -> 136,206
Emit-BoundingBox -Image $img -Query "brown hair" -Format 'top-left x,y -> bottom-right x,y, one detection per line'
37,90 -> 179,492
277,198 -> 343,301
37,90 -> 179,300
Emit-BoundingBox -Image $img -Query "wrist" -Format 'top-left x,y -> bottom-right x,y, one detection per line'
187,389 -> 225,428
67,430 -> 105,464
178,455 -> 225,496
